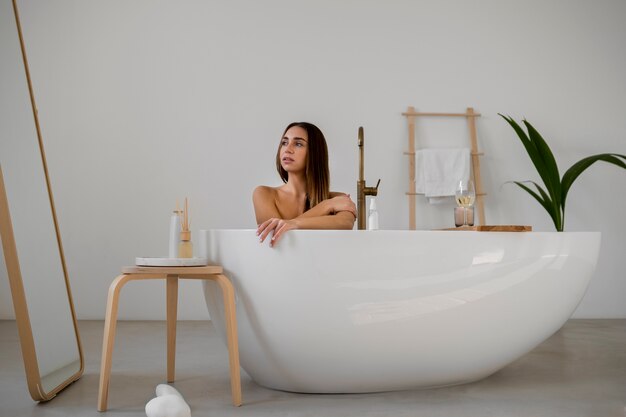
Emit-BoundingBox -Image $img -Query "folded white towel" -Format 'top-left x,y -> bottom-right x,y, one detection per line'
415,148 -> 470,204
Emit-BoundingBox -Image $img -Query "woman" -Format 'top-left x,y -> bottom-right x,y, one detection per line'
253,122 -> 356,247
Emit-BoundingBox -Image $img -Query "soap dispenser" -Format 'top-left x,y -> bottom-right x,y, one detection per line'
168,202 -> 182,258
368,198 -> 379,231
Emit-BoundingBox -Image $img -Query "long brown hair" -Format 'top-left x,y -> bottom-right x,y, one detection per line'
275,122 -> 330,209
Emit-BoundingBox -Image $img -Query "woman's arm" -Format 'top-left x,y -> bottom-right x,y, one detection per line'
297,193 -> 356,219
257,211 -> 355,247
253,188 -> 355,224
253,188 -> 356,247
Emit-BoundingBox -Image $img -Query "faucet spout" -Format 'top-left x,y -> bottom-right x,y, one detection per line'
356,126 -> 380,230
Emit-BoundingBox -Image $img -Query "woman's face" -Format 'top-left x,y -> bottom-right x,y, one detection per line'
279,126 -> 308,173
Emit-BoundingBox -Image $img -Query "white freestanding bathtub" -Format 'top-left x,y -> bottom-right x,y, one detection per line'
200,229 -> 600,393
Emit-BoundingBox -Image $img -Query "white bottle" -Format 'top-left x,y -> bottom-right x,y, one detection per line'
368,198 -> 379,231
168,209 -> 182,258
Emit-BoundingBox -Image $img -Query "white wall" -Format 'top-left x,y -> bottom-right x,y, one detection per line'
1,0 -> 624,319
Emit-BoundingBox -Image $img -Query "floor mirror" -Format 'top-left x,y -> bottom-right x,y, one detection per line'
0,0 -> 84,401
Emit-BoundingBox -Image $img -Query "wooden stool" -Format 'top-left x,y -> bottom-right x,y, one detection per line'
97,266 -> 242,411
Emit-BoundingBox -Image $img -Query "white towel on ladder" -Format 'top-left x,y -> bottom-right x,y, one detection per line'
415,148 -> 470,204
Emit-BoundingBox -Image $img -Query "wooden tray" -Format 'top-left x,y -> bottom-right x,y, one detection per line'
441,225 -> 532,232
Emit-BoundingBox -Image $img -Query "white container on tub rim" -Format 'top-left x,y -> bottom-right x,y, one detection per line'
168,210 -> 182,258
368,197 -> 379,230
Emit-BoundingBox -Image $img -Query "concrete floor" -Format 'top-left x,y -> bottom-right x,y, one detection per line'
0,320 -> 624,417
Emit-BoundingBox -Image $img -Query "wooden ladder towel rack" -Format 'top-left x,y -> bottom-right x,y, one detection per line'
403,106 -> 486,230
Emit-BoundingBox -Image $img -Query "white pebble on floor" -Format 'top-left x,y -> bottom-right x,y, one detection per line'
145,384 -> 191,417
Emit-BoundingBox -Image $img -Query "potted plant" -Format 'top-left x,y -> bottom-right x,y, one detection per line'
499,114 -> 626,231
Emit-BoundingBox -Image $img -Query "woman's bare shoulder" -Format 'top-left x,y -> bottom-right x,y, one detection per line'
254,185 -> 277,193
253,186 -> 283,223
253,185 -> 279,200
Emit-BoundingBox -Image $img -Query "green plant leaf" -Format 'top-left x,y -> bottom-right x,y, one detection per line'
561,153 -> 626,209
499,115 -> 541,166
501,114 -> 625,231
499,115 -> 557,204
523,120 -> 562,206
513,181 -> 561,230
507,179 -> 552,205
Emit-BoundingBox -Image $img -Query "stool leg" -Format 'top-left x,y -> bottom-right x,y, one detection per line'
98,274 -> 132,412
214,274 -> 242,406
166,275 -> 179,382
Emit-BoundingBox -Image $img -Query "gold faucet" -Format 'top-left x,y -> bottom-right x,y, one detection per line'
357,126 -> 380,230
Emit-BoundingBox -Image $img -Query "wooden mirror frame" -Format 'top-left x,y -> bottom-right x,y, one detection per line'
0,0 -> 84,401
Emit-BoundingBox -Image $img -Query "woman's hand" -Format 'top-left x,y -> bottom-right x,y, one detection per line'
257,217 -> 299,247
327,194 -> 357,218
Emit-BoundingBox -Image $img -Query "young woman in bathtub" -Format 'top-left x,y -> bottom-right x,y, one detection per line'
253,122 -> 356,247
